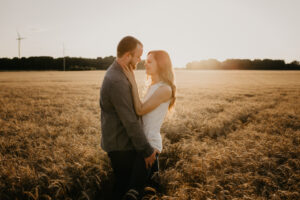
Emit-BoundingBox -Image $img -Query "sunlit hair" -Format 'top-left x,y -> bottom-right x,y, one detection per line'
147,50 -> 176,111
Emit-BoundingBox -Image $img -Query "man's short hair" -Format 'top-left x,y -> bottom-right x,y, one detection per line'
117,36 -> 142,58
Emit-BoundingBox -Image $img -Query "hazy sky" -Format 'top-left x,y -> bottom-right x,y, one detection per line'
0,0 -> 299,67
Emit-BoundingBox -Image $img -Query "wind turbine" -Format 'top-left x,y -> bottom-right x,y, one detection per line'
16,32 -> 25,58
62,43 -> 66,71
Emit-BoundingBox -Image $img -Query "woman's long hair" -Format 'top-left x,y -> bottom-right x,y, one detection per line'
147,50 -> 176,110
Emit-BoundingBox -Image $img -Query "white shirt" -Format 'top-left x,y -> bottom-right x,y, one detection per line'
142,81 -> 171,152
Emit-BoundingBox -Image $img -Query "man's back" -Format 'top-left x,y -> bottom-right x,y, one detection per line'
100,60 -> 153,157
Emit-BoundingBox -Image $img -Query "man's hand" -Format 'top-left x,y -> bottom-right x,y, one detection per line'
144,149 -> 159,169
123,64 -> 135,85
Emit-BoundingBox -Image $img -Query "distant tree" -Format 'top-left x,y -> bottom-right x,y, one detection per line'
187,59 -> 221,69
186,58 -> 299,70
290,60 -> 299,66
0,56 -> 116,71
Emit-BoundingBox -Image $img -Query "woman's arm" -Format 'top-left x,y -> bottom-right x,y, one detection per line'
123,66 -> 172,116
137,85 -> 171,115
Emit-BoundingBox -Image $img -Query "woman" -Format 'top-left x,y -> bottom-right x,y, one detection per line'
123,50 -> 176,199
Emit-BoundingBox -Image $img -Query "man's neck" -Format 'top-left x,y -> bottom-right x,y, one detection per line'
116,58 -> 127,70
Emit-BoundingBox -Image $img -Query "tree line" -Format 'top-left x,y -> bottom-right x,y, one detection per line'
0,57 -> 299,70
0,56 -> 148,71
0,56 -> 116,71
186,59 -> 300,70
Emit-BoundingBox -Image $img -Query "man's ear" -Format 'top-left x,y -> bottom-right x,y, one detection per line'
125,52 -> 132,60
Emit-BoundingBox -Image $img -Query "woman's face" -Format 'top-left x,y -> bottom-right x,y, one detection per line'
145,54 -> 158,76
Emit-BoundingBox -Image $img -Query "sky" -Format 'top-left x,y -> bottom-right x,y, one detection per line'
0,0 -> 299,68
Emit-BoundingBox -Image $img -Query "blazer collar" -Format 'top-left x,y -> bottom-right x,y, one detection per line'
112,59 -> 124,73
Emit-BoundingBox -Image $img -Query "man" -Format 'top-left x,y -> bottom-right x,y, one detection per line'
100,36 -> 157,200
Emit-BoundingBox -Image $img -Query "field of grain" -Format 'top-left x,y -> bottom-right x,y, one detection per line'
0,70 -> 299,200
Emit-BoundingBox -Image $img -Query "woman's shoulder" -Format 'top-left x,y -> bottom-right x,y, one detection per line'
156,82 -> 172,98
159,81 -> 172,90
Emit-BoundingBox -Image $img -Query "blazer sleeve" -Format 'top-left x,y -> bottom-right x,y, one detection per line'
109,79 -> 154,158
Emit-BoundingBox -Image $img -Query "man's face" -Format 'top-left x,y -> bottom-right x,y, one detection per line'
129,44 -> 143,69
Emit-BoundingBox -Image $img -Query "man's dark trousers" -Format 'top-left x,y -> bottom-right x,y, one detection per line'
108,150 -> 158,200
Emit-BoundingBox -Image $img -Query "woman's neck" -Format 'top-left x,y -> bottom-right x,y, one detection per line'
151,74 -> 161,85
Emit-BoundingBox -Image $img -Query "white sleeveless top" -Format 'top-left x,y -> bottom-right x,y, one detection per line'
142,81 -> 171,153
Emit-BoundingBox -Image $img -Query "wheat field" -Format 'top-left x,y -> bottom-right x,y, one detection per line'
0,70 -> 299,200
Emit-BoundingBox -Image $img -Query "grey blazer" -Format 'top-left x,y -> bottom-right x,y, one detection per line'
99,60 -> 154,158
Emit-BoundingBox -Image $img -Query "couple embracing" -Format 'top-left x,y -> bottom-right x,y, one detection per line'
100,36 -> 176,200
